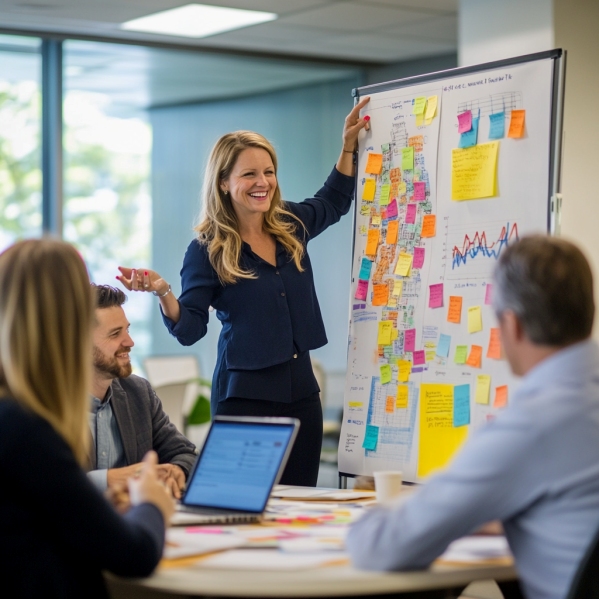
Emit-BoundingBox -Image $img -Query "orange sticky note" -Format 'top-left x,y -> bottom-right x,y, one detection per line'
421,214 -> 436,238
385,395 -> 395,413
372,283 -> 389,306
386,220 -> 399,245
493,385 -> 508,408
487,328 -> 502,359
365,153 -> 383,175
447,296 -> 463,324
466,344 -> 483,368
365,229 -> 379,256
507,109 -> 525,138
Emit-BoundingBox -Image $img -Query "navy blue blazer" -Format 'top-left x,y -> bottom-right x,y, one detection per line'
163,167 -> 355,404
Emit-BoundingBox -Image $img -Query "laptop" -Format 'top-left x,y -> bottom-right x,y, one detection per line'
173,416 -> 299,525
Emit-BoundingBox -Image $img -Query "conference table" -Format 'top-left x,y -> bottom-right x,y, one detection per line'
106,488 -> 520,599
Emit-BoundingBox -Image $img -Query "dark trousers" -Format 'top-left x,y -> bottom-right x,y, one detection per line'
214,394 -> 323,487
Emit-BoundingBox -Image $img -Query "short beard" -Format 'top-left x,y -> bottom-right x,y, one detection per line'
93,346 -> 132,380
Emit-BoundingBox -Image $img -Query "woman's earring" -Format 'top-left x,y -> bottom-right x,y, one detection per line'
223,189 -> 228,195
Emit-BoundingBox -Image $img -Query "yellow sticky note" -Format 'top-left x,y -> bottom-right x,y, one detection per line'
378,320 -> 393,346
362,178 -> 376,202
365,153 -> 383,175
394,252 -> 413,277
365,228 -> 379,256
418,384 -> 468,478
371,215 -> 382,226
425,95 -> 438,120
415,113 -> 424,127
348,401 -> 363,408
396,385 -> 409,408
392,279 -> 403,297
451,142 -> 499,201
467,306 -> 483,333
397,359 -> 411,382
475,375 -> 491,405
391,327 -> 399,341
413,96 -> 427,115
380,364 -> 392,384
398,181 -> 407,195
421,214 -> 436,238
425,350 -> 436,362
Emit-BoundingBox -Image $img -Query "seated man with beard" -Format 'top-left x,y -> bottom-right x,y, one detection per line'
87,284 -> 196,499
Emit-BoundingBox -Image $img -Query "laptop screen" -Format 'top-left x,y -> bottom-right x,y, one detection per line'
183,418 -> 297,513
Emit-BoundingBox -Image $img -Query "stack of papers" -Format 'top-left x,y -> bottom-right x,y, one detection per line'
438,536 -> 512,564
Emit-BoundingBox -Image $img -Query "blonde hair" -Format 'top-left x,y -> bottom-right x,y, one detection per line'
0,239 -> 94,466
195,131 -> 306,285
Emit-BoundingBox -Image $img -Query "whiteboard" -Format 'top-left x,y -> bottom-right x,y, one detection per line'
339,50 -> 564,482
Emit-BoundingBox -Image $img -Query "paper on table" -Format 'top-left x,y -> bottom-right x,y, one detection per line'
438,536 -> 512,565
163,529 -> 245,560
271,487 -> 375,501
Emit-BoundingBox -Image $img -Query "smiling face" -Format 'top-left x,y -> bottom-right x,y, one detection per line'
92,306 -> 134,381
221,147 -> 277,221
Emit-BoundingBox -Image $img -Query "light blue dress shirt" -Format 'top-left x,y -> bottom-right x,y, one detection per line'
87,386 -> 126,491
347,339 -> 599,599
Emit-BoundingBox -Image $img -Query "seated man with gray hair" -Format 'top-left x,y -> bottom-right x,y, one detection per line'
347,235 -> 599,599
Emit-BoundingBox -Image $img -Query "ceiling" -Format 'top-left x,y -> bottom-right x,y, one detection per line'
0,0 -> 458,64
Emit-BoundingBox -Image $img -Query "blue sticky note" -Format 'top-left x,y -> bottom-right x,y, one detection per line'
362,424 -> 379,450
489,112 -> 505,140
459,117 -> 479,148
454,384 -> 470,427
359,257 -> 372,281
436,333 -> 451,358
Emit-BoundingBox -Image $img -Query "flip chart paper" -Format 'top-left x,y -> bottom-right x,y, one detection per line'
394,252 -> 413,277
365,229 -> 379,255
467,306 -> 483,333
362,425 -> 379,450
457,110 -> 472,133
397,360 -> 411,382
401,147 -> 414,170
380,364 -> 391,384
413,96 -> 427,115
396,385 -> 409,408
362,178 -> 376,201
429,283 -> 444,308
425,95 -> 438,120
459,116 -> 479,149
487,328 -> 502,359
493,385 -> 508,408
404,328 -> 416,352
447,296 -> 463,323
413,350 -> 426,366
453,384 -> 471,427
385,395 -> 395,413
484,284 -> 493,305
392,279 -> 403,297
413,181 -> 426,201
386,220 -> 399,245
378,320 -> 393,346
418,384 -> 468,477
475,375 -> 491,405
359,257 -> 372,280
413,247 -> 425,269
489,112 -> 505,139
354,279 -> 368,300
406,203 -> 416,224
365,153 -> 383,175
436,333 -> 451,358
508,109 -> 526,138
386,198 -> 398,219
454,345 -> 468,364
452,141 -> 498,201
379,184 -> 391,206
372,283 -> 389,306
466,344 -> 482,368
421,214 -> 436,237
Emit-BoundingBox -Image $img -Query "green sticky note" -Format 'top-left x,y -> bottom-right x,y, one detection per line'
379,184 -> 391,206
454,345 -> 468,364
381,143 -> 390,153
362,424 -> 379,450
401,147 -> 414,171
380,364 -> 392,384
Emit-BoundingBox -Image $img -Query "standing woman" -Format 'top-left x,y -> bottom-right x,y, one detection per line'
118,98 -> 370,486
0,239 -> 173,599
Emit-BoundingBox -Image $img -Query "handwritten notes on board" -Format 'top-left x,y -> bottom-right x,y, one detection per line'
394,252 -> 413,277
413,247 -> 425,269
421,214 -> 436,237
451,142 -> 499,201
487,328 -> 502,359
401,147 -> 414,171
508,109 -> 526,138
429,283 -> 444,308
475,375 -> 491,405
396,385 -> 409,408
468,306 -> 483,333
448,296 -> 463,323
362,425 -> 379,450
365,229 -> 379,256
457,110 -> 472,133
453,384 -> 471,427
362,178 -> 376,201
489,112 -> 505,139
365,153 -> 383,175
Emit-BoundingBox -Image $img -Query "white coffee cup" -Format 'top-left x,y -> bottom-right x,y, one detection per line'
373,471 -> 403,503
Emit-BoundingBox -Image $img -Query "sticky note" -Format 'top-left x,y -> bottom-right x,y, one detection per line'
413,246 -> 425,269
484,284 -> 493,305
475,375 -> 491,405
372,283 -> 389,306
454,345 -> 468,364
425,95 -> 438,120
493,385 -> 508,408
489,112 -> 505,139
362,178 -> 376,201
413,181 -> 426,202
365,228 -> 380,256
458,110 -> 472,133
386,198 -> 398,220
466,344 -> 483,368
362,424 -> 379,450
385,395 -> 395,413
415,113 -> 424,127
447,296 -> 463,323
421,214 -> 436,238
397,359 -> 411,382
401,147 -> 414,171
404,328 -> 416,352
487,328 -> 502,359
467,306 -> 483,333
385,220 -> 399,246
436,333 -> 451,358
392,279 -> 403,297
396,385 -> 409,408
452,142 -> 499,201
394,252 -> 413,277
348,401 -> 363,408
365,153 -> 383,175
354,279 -> 368,300
379,184 -> 391,206
425,350 -> 436,362
398,181 -> 407,196
391,328 -> 399,341
371,215 -> 381,226
390,167 -> 400,182
413,96 -> 427,115
453,384 -> 470,427
413,350 -> 426,366
359,257 -> 372,280
378,320 -> 393,346
508,109 -> 525,138
380,364 -> 392,384
406,203 -> 416,224
459,116 -> 479,149
429,283 -> 444,309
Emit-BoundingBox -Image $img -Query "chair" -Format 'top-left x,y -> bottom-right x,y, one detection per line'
566,521 -> 599,599
311,358 -> 341,466
153,382 -> 188,434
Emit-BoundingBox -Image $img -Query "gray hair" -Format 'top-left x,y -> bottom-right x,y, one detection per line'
493,235 -> 594,346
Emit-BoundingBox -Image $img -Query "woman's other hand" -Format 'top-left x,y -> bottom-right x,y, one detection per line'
117,267 -> 169,295
337,96 -> 370,176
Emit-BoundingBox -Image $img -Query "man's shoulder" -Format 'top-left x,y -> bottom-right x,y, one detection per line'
111,374 -> 154,398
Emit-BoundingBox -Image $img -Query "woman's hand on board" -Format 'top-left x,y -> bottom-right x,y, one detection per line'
337,96 -> 370,176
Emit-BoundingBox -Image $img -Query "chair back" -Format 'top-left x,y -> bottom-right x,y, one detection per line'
153,382 -> 188,434
566,521 -> 599,599
143,355 -> 200,387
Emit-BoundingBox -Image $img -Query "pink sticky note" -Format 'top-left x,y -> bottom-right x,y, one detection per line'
413,350 -> 425,366
458,110 -> 472,133
355,279 -> 368,300
485,284 -> 493,306
413,247 -> 425,269
413,181 -> 426,201
429,283 -> 444,308
406,204 -> 416,224
386,198 -> 398,219
404,328 -> 416,352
